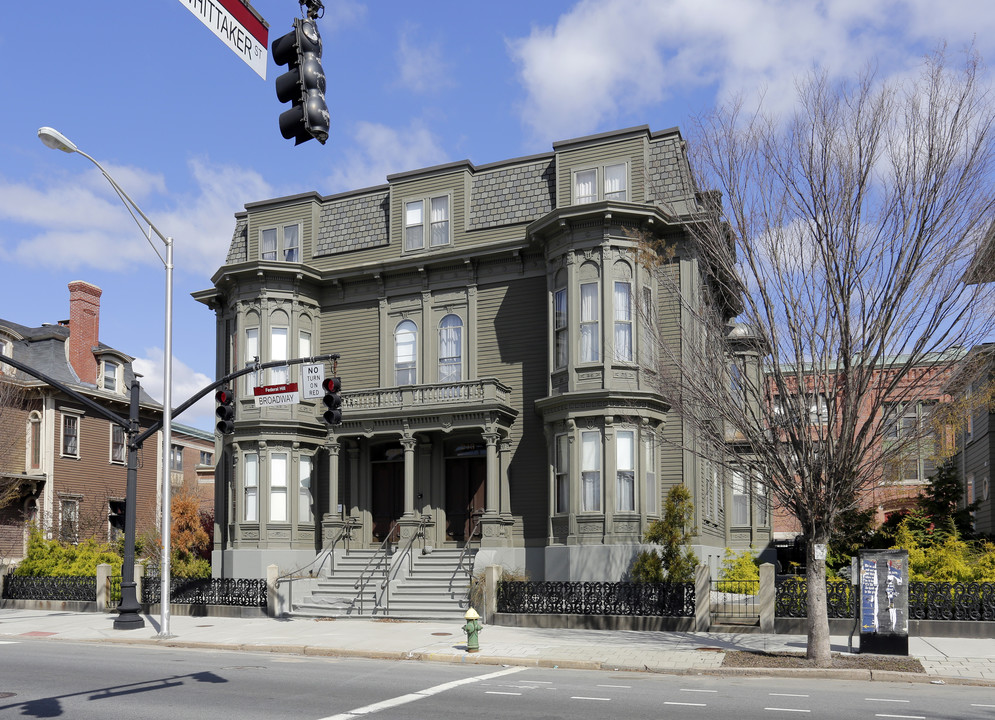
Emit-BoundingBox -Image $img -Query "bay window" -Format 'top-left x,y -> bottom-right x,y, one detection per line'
581,431 -> 601,512
555,434 -> 569,514
554,288 -> 567,368
580,282 -> 599,363
614,281 -> 632,362
270,452 -> 288,522
244,453 -> 258,522
616,430 -> 635,512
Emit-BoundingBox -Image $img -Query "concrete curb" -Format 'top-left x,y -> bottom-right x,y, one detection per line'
15,634 -> 995,687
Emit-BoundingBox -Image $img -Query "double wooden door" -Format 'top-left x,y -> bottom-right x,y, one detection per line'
445,457 -> 486,543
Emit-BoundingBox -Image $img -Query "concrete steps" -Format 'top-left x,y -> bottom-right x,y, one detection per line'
384,548 -> 475,621
292,549 -> 389,618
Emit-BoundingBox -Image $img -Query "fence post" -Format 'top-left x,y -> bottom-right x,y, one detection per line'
96,563 -> 111,612
694,564 -> 711,631
759,562 -> 775,633
134,563 -> 144,605
266,565 -> 279,618
484,565 -> 500,623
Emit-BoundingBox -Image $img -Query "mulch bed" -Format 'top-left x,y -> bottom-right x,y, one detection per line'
722,650 -> 925,673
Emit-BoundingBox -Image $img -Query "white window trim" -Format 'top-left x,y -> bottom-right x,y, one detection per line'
244,327 -> 259,396
110,424 -> 126,465
572,161 -> 629,205
260,223 -> 302,263
394,319 -> 418,386
616,429 -> 635,513
403,193 -> 452,252
299,454 -> 313,524
60,410 -> 82,459
244,452 -> 259,523
100,359 -> 122,393
579,281 -> 600,364
268,326 -> 289,385
438,313 -> 463,383
270,452 -> 289,523
581,430 -> 602,513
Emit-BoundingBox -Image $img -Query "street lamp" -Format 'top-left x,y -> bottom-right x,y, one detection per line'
38,126 -> 175,637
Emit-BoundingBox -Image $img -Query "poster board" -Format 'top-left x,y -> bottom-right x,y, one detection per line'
858,549 -> 909,655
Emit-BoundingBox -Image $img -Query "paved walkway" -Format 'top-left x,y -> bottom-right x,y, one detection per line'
1,609 -> 992,685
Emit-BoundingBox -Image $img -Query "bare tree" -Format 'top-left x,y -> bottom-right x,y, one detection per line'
645,48 -> 995,664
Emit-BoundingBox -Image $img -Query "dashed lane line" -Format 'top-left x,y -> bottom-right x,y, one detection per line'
570,696 -> 611,701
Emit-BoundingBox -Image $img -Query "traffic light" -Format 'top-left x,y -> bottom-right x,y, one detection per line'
272,17 -> 329,146
216,388 -> 236,435
321,376 -> 342,425
109,499 -> 126,532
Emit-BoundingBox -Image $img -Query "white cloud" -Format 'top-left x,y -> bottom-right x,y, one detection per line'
133,347 -> 215,432
0,158 -> 271,281
508,0 -> 995,142
396,25 -> 452,94
326,121 -> 449,192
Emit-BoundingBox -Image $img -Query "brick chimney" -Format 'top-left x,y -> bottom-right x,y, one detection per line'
67,281 -> 102,384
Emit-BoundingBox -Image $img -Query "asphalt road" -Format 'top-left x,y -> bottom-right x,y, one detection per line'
2,639 -> 994,719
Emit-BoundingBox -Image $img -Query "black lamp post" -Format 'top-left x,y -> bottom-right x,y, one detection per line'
114,378 -> 144,629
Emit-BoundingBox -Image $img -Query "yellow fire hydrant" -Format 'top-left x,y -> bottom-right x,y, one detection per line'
462,608 -> 482,653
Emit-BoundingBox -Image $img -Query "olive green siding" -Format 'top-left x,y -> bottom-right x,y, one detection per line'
476,276 -> 549,539
320,300 -> 379,390
556,136 -> 645,206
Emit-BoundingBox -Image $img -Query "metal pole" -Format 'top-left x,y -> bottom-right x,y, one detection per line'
159,237 -> 174,638
114,378 -> 144,629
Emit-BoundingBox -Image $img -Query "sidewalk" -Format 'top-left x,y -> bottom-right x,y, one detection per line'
1,608 -> 992,685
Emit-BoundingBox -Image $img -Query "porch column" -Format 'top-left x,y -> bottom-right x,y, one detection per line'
401,435 -> 417,517
483,432 -> 499,514
324,440 -> 340,519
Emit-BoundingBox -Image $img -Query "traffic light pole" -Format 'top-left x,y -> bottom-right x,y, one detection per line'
1,351 -> 339,633
115,379 -> 144,629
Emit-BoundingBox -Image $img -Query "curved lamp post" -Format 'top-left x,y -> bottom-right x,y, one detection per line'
38,126 -> 175,637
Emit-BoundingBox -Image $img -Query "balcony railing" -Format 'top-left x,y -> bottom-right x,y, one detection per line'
343,378 -> 513,413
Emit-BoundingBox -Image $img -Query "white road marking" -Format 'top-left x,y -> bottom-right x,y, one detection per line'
485,691 -> 521,696
765,708 -> 811,713
681,688 -> 718,693
873,715 -> 924,719
598,684 -> 631,688
866,698 -> 910,703
664,701 -> 706,707
770,693 -> 809,697
971,704 -> 995,708
316,666 -> 527,720
570,696 -> 611,701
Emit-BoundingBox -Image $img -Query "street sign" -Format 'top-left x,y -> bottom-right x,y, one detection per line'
301,363 -> 324,399
253,382 -> 299,407
176,0 -> 269,79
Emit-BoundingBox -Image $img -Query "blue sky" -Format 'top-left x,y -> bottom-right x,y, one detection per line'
2,0 -> 992,430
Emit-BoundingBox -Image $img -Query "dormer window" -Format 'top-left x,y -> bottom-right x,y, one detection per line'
0,336 -> 12,375
573,162 -> 628,204
102,360 -> 121,392
404,195 -> 450,251
260,224 -> 301,262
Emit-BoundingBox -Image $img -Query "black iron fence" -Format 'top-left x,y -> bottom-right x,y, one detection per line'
2,573 -> 96,601
775,577 -> 995,621
140,573 -> 266,608
497,580 -> 694,617
908,581 -> 995,621
711,579 -> 760,620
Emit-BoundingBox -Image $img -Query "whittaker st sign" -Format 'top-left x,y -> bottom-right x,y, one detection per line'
177,0 -> 269,79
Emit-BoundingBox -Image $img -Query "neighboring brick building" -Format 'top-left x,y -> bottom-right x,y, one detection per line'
195,125 -> 771,581
770,355 -> 957,541
0,282 -> 162,563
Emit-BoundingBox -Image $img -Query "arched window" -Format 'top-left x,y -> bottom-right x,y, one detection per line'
438,314 -> 462,383
395,320 -> 417,385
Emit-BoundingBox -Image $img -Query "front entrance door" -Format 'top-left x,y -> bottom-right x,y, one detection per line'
445,457 -> 486,543
371,462 -> 403,543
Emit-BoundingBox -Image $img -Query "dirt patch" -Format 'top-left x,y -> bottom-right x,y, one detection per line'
723,650 -> 925,673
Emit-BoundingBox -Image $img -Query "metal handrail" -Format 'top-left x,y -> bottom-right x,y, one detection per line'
449,515 -> 483,592
319,517 -> 361,577
380,515 -> 433,615
353,521 -> 397,615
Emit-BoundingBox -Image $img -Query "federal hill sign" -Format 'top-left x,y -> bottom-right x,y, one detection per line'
253,382 -> 299,407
